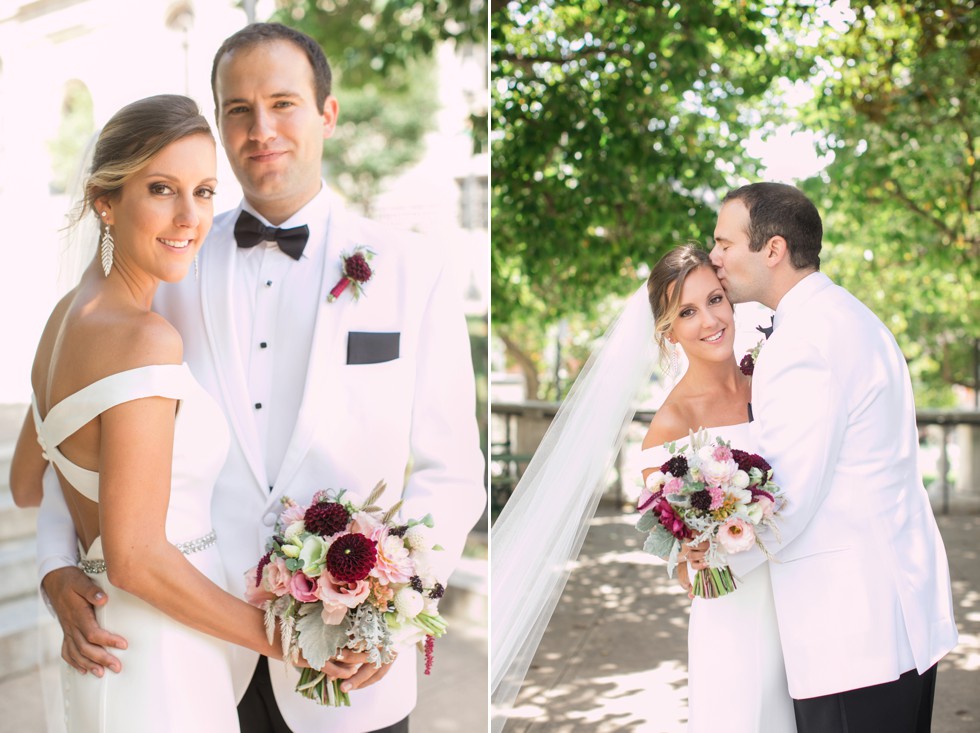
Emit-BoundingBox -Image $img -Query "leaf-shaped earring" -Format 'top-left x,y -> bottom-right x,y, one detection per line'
100,213 -> 114,277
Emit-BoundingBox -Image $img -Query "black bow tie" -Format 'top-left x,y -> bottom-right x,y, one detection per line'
234,210 -> 309,260
757,315 -> 775,340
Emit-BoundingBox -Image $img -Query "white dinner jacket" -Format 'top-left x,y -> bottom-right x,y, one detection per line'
729,272 -> 958,699
37,190 -> 486,733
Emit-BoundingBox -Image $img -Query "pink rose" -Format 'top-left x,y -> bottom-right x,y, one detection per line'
370,529 -> 414,584
755,496 -> 775,520
662,476 -> 684,496
289,572 -> 320,603
317,573 -> 370,625
264,556 -> 293,597
717,517 -> 756,554
243,569 -> 275,605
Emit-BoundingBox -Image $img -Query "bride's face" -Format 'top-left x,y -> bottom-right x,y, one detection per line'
99,133 -> 217,284
667,266 -> 736,363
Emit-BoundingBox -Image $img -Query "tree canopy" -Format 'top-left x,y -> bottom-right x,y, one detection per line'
492,0 -> 979,404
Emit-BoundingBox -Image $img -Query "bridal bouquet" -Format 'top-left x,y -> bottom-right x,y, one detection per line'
636,429 -> 784,599
244,481 -> 448,706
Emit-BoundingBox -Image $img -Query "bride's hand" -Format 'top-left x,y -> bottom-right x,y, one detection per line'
676,561 -> 693,599
333,649 -> 397,693
680,540 -> 709,570
293,649 -> 361,680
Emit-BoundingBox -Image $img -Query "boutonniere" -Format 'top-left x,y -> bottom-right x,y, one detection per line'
740,316 -> 775,376
327,246 -> 375,303
739,338 -> 765,376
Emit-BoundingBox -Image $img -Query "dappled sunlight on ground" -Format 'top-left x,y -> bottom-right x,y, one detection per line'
505,509 -> 980,733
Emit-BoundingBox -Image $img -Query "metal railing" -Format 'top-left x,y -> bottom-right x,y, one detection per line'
490,403 -> 980,519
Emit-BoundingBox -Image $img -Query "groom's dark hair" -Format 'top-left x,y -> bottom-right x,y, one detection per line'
723,182 -> 822,270
210,22 -> 333,111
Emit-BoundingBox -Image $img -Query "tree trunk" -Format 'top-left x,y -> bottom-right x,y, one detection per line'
498,329 -> 541,401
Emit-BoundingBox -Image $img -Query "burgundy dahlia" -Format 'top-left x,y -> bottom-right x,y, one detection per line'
305,501 -> 350,537
739,353 -> 755,376
689,489 -> 713,512
345,252 -> 373,283
326,532 -> 377,582
731,449 -> 771,476
660,455 -> 689,478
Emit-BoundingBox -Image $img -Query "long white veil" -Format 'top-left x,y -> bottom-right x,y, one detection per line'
490,285 -> 658,731
57,131 -> 101,294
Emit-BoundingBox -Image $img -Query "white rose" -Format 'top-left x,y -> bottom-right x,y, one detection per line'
732,470 -> 750,489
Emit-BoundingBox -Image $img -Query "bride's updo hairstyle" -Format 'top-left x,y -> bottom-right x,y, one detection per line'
79,94 -> 213,221
646,243 -> 713,362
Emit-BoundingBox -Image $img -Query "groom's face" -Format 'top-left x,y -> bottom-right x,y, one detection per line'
214,39 -> 338,224
710,199 -> 767,305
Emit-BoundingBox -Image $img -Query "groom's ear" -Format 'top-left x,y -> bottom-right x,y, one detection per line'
321,96 -> 339,140
764,235 -> 789,269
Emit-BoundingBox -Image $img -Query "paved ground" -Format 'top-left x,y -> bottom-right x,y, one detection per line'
504,507 -> 980,733
0,603 -> 487,733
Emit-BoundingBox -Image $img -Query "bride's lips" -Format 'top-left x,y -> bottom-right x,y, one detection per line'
701,328 -> 726,344
159,238 -> 193,251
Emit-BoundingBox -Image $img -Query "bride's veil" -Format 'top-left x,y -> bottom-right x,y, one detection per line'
57,131 -> 101,294
490,284 -> 658,731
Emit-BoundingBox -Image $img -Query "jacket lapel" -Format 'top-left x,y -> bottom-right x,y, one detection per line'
273,200 -> 359,491
201,221 -> 269,494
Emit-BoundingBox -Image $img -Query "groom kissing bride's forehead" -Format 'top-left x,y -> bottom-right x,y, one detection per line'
710,182 -> 957,732
31,20 -> 486,733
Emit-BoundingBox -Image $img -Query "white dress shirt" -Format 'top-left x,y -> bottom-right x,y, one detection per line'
233,187 -> 331,486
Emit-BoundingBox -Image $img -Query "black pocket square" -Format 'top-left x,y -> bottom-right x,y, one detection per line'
347,332 -> 400,365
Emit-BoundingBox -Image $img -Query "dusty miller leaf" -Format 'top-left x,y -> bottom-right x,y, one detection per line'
642,523 -> 676,560
296,606 -> 351,670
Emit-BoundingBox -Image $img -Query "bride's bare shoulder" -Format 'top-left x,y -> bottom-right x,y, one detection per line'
642,401 -> 692,450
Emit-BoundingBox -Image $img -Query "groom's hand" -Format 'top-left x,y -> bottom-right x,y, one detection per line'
42,567 -> 128,676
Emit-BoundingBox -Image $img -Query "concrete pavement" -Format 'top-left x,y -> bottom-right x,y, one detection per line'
504,506 -> 980,733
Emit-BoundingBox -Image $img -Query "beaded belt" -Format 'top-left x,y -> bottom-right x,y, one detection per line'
78,530 -> 217,574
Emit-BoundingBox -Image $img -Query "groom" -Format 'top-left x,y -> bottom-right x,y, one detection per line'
708,182 -> 957,733
36,22 -> 485,733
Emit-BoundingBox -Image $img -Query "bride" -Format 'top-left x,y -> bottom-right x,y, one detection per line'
491,243 -> 796,731
8,95 -> 349,732
640,244 -> 796,731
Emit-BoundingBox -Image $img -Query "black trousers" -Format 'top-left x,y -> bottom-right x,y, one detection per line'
794,665 -> 938,733
238,656 -> 409,733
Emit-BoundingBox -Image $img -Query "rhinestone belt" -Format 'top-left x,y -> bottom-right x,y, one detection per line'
78,530 -> 217,575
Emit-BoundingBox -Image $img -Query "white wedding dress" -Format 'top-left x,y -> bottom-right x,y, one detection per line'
32,364 -> 240,733
639,421 -> 798,733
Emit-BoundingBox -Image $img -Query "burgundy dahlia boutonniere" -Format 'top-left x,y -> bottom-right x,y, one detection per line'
739,338 -> 766,376
328,246 -> 375,302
